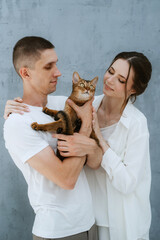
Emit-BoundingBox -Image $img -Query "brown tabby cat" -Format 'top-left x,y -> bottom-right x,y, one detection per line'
31,71 -> 98,160
31,71 -> 98,134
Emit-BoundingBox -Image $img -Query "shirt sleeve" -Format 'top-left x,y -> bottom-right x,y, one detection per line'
4,114 -> 49,163
101,117 -> 150,195
47,95 -> 67,110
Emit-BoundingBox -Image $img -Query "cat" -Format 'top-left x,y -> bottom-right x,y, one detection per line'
31,71 -> 98,159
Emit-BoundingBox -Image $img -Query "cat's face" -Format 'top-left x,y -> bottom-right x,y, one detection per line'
72,72 -> 98,101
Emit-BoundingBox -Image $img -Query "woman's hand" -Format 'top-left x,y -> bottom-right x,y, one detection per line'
67,98 -> 93,122
53,132 -> 97,157
92,108 -> 110,154
67,98 -> 94,136
4,97 -> 30,119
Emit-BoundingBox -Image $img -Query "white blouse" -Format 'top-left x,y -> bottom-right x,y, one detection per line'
85,95 -> 151,240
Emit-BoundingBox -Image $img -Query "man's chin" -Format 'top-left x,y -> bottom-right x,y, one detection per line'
48,86 -> 56,94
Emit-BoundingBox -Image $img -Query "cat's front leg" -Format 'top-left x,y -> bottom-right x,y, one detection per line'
43,107 -> 59,117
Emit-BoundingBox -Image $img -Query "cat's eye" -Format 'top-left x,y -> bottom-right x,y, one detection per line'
79,83 -> 85,87
90,85 -> 94,90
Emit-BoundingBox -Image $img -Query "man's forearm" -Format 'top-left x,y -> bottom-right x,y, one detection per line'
61,155 -> 86,189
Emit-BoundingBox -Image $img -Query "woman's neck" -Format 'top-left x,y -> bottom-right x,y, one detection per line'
97,96 -> 125,127
101,95 -> 124,115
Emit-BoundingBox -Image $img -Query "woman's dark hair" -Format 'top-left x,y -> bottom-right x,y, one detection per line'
108,52 -> 152,108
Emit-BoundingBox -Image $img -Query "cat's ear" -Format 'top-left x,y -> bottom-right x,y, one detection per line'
72,72 -> 80,84
91,76 -> 98,86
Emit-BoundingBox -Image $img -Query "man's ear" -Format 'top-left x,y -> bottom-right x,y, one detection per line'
19,67 -> 31,80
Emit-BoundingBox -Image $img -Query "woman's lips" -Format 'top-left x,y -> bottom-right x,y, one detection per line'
105,83 -> 114,91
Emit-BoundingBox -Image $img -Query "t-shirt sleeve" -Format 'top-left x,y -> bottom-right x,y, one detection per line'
47,95 -> 67,110
4,114 -> 49,164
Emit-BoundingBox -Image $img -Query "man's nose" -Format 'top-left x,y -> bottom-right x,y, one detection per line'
54,66 -> 61,77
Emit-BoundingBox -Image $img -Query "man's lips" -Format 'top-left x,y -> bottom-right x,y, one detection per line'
50,80 -> 57,84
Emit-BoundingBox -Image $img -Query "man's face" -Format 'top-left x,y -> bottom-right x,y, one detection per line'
29,48 -> 61,95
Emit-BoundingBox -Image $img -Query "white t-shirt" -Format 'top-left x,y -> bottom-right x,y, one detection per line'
86,95 -> 151,240
4,95 -> 95,239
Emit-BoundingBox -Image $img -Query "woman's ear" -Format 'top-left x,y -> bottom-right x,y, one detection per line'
19,67 -> 31,80
130,88 -> 136,95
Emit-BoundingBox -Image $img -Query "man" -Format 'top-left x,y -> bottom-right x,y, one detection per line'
3,36 -> 101,240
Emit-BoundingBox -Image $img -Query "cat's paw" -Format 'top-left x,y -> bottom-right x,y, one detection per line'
31,122 -> 39,131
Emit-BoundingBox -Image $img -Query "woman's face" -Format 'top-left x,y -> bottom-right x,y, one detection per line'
103,59 -> 135,100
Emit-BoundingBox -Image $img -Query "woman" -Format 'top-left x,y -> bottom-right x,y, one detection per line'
4,51 -> 152,240
86,52 -> 152,240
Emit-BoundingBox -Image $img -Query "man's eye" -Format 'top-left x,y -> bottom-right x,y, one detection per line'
44,65 -> 52,70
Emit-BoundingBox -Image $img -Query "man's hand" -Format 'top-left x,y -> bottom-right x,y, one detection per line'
4,97 -> 30,119
53,132 -> 102,169
53,133 -> 97,157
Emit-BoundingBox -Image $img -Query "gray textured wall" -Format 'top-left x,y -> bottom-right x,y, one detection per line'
0,0 -> 159,239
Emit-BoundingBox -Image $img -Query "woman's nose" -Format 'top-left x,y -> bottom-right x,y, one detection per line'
107,75 -> 115,84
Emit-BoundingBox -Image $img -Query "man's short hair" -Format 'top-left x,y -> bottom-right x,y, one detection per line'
13,36 -> 55,75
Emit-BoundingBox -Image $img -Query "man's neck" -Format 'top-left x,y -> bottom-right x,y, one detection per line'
22,91 -> 48,107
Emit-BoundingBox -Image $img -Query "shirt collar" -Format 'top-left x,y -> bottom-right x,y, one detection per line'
93,95 -> 133,130
119,101 -> 133,129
